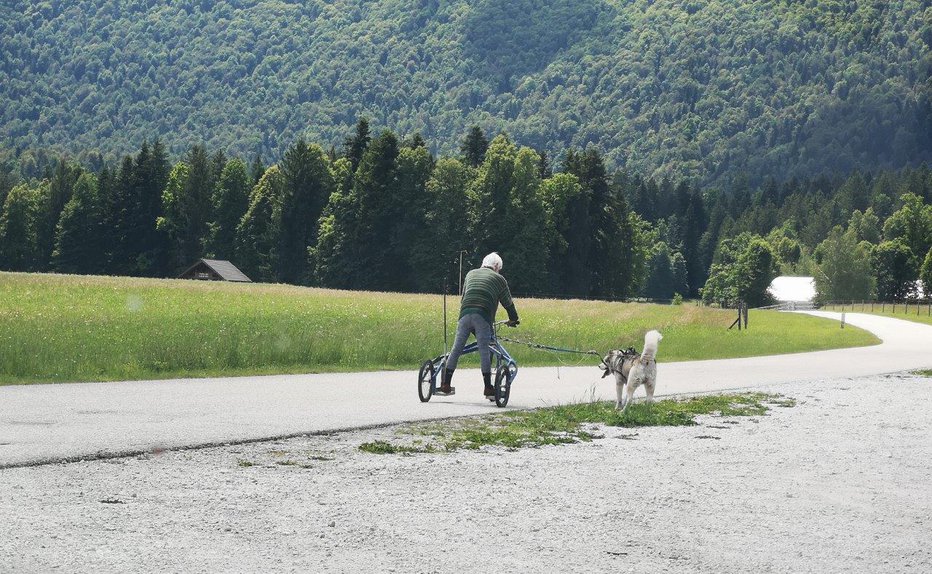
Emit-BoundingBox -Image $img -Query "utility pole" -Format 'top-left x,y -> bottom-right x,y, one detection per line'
458,250 -> 468,295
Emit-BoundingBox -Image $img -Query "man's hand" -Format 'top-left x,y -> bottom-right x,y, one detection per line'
506,319 -> 520,327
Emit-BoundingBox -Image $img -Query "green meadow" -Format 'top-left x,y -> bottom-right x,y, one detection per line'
0,272 -> 879,385
820,302 -> 932,327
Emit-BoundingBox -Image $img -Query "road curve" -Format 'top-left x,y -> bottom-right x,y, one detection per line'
1,311 -> 930,468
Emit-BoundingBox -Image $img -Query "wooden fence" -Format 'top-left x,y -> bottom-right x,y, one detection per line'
820,300 -> 932,317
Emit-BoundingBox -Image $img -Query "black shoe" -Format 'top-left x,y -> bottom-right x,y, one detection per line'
438,369 -> 455,395
482,372 -> 494,397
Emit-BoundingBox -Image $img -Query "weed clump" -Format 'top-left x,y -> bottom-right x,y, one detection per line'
359,393 -> 795,454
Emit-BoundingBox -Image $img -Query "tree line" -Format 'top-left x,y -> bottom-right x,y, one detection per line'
2,122 -> 931,304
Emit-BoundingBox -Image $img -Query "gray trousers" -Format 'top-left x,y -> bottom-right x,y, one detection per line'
446,314 -> 492,374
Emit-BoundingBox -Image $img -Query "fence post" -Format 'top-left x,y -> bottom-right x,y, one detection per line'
841,312 -> 845,329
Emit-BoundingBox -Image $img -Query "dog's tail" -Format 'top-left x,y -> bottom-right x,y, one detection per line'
641,330 -> 663,360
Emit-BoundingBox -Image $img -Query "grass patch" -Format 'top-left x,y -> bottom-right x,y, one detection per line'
360,393 -> 795,453
914,369 -> 932,377
821,302 -> 932,326
0,272 -> 879,384
358,440 -> 437,455
237,459 -> 254,467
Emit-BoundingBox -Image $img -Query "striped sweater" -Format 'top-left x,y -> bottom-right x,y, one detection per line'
459,267 -> 519,325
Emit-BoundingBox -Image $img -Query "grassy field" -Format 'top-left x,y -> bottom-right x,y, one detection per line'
820,302 -> 932,326
0,272 -> 879,385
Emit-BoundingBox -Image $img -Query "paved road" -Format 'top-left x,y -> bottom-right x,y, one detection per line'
1,311 -> 930,468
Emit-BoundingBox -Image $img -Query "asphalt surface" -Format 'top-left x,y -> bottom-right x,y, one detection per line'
1,311 -> 930,468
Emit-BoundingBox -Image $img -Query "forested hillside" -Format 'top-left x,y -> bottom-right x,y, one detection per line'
1,0 -> 929,186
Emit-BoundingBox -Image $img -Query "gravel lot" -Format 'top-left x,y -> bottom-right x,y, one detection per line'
2,372 -> 930,573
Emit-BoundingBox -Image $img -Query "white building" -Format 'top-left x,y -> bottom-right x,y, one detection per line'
767,276 -> 816,307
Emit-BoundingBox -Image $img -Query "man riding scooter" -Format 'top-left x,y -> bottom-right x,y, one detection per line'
439,252 -> 519,398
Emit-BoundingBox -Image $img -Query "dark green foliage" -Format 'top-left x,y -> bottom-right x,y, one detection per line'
460,126 -> 489,168
882,193 -> 932,261
159,145 -> 214,274
565,148 -> 639,299
342,118 -> 371,173
393,146 -> 434,290
38,160 -> 82,268
111,141 -> 171,276
870,240 -> 918,300
278,140 -> 334,284
702,233 -> 779,306
921,247 -> 932,297
644,243 -> 675,300
205,158 -> 250,260
315,131 -> 405,290
408,157 -> 473,292
235,165 -> 284,282
814,226 -> 874,302
0,182 -> 46,271
540,172 -> 589,297
1,1 -> 927,187
52,173 -> 108,274
671,251 -> 689,298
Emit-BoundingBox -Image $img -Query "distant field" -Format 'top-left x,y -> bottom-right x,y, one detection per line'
0,273 -> 879,385
820,302 -> 932,327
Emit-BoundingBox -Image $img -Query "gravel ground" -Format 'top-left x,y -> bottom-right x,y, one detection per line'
2,372 -> 930,573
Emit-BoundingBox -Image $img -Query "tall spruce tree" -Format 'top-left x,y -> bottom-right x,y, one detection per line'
342,118 -> 371,172
163,144 -> 215,272
111,155 -> 138,275
52,173 -> 108,274
408,157 -> 473,292
565,147 -> 638,298
278,139 -> 334,284
351,130 -> 400,289
392,146 -> 433,291
38,160 -> 81,269
461,125 -> 489,168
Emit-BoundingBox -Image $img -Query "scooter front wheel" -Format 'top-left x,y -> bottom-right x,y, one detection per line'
418,360 -> 434,403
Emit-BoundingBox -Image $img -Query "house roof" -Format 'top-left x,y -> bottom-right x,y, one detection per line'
180,259 -> 251,282
767,276 -> 815,302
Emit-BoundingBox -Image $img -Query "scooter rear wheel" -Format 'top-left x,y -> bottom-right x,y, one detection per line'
494,363 -> 511,407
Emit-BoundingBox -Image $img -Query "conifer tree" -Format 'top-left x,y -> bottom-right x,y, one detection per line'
249,154 -> 266,187
278,139 -> 335,284
408,157 -> 473,292
38,160 -> 81,269
342,118 -> 371,172
52,173 -> 108,274
461,125 -> 489,168
643,242 -> 674,299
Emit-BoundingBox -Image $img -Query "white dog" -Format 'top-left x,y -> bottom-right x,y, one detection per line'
616,330 -> 662,411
